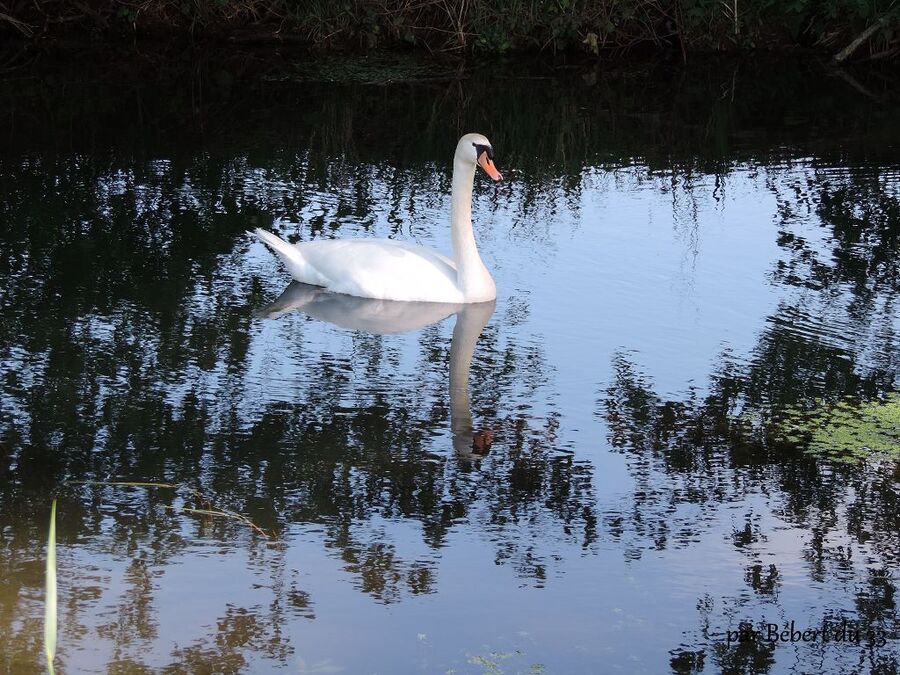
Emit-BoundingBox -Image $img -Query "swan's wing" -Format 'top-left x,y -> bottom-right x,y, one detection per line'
297,239 -> 462,302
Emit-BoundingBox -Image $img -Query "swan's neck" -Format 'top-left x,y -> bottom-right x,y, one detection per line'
450,158 -> 495,301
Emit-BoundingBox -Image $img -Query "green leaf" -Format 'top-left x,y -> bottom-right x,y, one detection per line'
44,499 -> 57,675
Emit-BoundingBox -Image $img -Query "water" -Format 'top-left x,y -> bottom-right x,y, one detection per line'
1,52 -> 899,673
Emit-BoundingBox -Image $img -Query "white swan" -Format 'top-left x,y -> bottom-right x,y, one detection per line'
250,133 -> 502,303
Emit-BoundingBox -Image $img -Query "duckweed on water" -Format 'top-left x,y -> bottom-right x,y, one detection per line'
463,650 -> 545,675
773,393 -> 900,462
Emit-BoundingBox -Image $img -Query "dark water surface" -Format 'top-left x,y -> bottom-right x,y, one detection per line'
1,51 -> 899,674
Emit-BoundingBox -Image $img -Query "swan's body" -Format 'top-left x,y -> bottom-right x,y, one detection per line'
251,232 -> 466,303
251,133 -> 501,303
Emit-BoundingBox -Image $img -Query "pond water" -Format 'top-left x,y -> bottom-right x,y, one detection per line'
1,51 -> 898,674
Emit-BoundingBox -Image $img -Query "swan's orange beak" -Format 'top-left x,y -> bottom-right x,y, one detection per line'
477,151 -> 503,181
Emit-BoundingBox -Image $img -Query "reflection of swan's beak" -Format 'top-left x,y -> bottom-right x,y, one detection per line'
477,152 -> 503,181
471,429 -> 494,455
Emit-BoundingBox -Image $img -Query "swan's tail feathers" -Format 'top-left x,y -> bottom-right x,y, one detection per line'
249,228 -> 307,278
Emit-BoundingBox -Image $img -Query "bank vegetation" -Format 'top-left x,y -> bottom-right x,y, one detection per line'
1,0 -> 898,61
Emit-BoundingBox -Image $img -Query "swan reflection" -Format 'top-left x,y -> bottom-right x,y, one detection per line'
255,282 -> 496,456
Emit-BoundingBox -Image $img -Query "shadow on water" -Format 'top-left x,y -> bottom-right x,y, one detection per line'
0,50 -> 898,672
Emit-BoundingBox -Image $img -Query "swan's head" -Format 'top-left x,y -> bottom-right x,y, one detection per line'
456,133 -> 503,181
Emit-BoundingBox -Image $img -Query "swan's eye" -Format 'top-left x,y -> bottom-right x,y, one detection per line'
472,143 -> 493,161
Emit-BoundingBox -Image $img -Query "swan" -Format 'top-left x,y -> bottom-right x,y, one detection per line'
250,133 -> 502,303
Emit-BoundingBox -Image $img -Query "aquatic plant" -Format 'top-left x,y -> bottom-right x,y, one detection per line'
466,649 -> 545,674
773,394 -> 900,462
44,499 -> 57,675
73,481 -> 274,537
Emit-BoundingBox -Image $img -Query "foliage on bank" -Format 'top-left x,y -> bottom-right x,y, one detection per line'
1,0 -> 899,60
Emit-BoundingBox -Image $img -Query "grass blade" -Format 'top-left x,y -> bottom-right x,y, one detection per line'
70,480 -> 272,538
44,498 -> 58,675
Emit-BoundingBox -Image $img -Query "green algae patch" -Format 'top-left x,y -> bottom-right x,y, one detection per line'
773,394 -> 900,462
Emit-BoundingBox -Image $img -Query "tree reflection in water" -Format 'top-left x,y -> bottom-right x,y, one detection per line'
601,167 -> 899,673
0,53 -> 898,672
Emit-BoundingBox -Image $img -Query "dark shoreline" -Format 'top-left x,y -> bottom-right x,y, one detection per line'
1,0 -> 898,63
